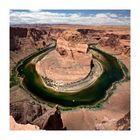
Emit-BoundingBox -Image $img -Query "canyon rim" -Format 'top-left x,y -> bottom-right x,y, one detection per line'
10,10 -> 130,130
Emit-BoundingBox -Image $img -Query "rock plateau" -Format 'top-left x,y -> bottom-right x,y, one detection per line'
10,24 -> 130,130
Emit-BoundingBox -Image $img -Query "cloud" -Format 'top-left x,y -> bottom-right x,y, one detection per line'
10,10 -> 130,25
95,13 -> 109,18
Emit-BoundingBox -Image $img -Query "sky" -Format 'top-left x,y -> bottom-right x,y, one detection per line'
10,10 -> 130,26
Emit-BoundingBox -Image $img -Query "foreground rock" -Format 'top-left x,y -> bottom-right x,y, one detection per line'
10,116 -> 40,130
95,112 -> 130,130
116,112 -> 130,130
10,100 -> 46,124
10,100 -> 64,130
32,106 -> 64,130
62,109 -> 130,130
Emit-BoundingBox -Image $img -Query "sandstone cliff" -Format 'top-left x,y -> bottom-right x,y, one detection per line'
10,26 -> 64,51
10,25 -> 130,130
10,100 -> 65,130
10,25 -> 130,57
36,29 -> 92,84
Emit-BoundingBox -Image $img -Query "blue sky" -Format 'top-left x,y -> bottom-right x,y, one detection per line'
10,10 -> 130,25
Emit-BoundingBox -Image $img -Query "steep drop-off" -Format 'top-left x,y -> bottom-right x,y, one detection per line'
10,25 -> 130,130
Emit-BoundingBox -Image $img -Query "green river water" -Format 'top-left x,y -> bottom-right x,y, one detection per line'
14,45 -> 129,108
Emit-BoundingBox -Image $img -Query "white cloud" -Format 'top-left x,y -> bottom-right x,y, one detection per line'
10,11 -> 130,25
108,14 -> 118,18
95,13 -> 109,18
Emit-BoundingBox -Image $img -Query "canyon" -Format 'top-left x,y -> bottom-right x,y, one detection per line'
35,30 -> 92,84
10,24 -> 130,130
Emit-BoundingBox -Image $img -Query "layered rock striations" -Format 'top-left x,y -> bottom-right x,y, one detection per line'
116,112 -> 130,130
10,25 -> 130,58
32,106 -> 64,130
10,100 -> 64,130
36,29 -> 92,84
10,116 -> 40,130
10,25 -> 130,130
10,26 -> 64,51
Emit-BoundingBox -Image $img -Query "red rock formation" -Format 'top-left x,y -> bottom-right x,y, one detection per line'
36,29 -> 92,84
10,27 -> 28,51
10,116 -> 40,130
116,112 -> 130,130
94,112 -> 130,130
10,100 -> 65,130
10,26 -> 64,51
10,25 -> 130,57
32,106 -> 64,130
119,34 -> 130,40
10,100 -> 46,124
104,33 -> 120,48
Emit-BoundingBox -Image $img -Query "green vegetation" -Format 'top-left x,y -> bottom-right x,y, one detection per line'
10,43 -> 55,87
10,68 -> 19,87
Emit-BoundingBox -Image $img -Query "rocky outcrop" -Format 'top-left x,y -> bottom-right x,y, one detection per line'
28,28 -> 46,41
100,33 -> 120,48
36,29 -> 92,84
56,30 -> 88,53
10,27 -> 28,38
10,116 -> 40,130
10,25 -> 130,57
119,34 -> 130,40
77,29 -> 130,57
10,27 -> 28,51
116,112 -> 130,130
77,29 -> 103,44
32,106 -> 64,130
94,112 -> 130,130
99,33 -> 130,56
10,100 -> 45,124
104,33 -> 120,48
10,25 -> 130,130
10,100 -> 64,130
10,26 -> 64,51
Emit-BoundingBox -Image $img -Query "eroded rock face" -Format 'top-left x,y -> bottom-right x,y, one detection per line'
116,112 -> 130,130
10,25 -> 130,130
94,112 -> 130,130
36,29 -> 92,84
56,29 -> 88,52
32,106 -> 64,130
10,100 -> 64,130
10,27 -> 28,51
10,26 -> 64,51
10,100 -> 45,124
104,33 -> 120,48
10,116 -> 40,130
10,25 -> 130,57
